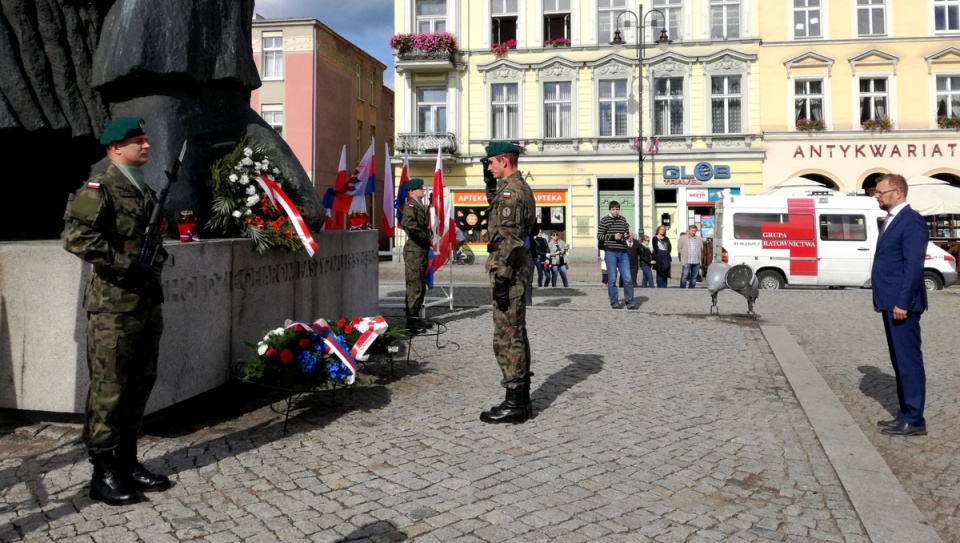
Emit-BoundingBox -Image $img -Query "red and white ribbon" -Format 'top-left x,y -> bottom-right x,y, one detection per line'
284,319 -> 357,385
257,175 -> 318,257
350,316 -> 388,362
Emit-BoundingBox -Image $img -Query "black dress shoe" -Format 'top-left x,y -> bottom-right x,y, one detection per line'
881,421 -> 927,436
876,417 -> 900,428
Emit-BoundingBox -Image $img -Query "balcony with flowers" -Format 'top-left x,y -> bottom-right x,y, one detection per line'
391,32 -> 465,73
395,132 -> 459,158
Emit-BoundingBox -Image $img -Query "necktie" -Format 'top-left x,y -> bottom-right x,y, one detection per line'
879,213 -> 892,236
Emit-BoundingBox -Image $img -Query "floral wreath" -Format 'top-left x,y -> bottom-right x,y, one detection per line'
206,141 -> 304,254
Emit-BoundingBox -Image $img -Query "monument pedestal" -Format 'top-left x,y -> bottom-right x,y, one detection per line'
0,231 -> 378,415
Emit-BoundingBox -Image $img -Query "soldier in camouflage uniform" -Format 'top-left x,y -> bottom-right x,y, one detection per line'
62,117 -> 171,506
480,142 -> 536,424
400,178 -> 432,332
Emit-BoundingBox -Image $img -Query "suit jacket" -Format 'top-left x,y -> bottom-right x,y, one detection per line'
871,204 -> 928,313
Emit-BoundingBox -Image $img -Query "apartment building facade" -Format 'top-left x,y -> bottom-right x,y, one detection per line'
394,0 -> 763,262
251,17 -> 395,232
758,0 -> 960,196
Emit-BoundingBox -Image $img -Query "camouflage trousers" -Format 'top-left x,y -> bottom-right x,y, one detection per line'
404,245 -> 428,317
490,265 -> 532,390
82,305 -> 163,452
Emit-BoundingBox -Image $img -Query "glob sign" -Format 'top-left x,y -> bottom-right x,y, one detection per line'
662,162 -> 731,183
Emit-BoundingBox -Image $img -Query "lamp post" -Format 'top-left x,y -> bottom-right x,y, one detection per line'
610,4 -> 669,236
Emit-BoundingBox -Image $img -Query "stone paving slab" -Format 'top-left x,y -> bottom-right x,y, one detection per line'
1,274 -> 956,542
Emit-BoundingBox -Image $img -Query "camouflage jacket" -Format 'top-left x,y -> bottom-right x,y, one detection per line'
401,197 -> 431,251
62,164 -> 163,312
485,171 -> 535,279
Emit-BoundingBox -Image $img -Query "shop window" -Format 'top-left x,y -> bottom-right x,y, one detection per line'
935,0 -> 960,32
598,0 -> 627,44
710,0 -> 740,39
857,0 -> 885,36
416,0 -> 447,33
598,79 -> 629,137
492,0 -> 518,44
793,0 -> 822,39
544,0 -> 571,42
819,214 -> 867,241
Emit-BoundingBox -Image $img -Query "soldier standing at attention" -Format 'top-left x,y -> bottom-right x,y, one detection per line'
62,117 -> 171,506
401,178 -> 432,332
480,142 -> 536,424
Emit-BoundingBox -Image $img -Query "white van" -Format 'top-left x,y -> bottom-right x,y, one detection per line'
714,193 -> 958,290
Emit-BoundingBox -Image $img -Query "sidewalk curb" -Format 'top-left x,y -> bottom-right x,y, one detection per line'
759,322 -> 943,543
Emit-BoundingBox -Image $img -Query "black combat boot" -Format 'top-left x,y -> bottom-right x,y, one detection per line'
522,373 -> 534,419
116,440 -> 171,492
89,451 -> 140,506
480,387 -> 528,423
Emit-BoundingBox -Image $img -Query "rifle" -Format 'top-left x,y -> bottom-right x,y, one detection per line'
139,140 -> 187,270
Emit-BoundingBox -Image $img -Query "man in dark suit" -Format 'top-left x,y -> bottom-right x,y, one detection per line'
872,173 -> 929,437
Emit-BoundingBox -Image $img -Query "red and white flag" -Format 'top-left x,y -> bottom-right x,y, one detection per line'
646,137 -> 660,154
381,143 -> 395,238
333,138 -> 376,214
429,150 -> 454,277
333,145 -> 348,191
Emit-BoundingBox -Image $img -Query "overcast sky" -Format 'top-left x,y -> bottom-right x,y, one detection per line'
254,0 -> 396,88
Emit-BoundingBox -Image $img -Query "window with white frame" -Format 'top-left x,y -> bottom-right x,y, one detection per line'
711,75 -> 741,133
859,78 -> 888,122
598,79 -> 628,136
795,80 -> 824,123
417,87 -> 447,133
416,0 -> 446,33
261,105 -> 283,136
544,0 -> 571,42
935,0 -> 960,31
543,81 -> 572,138
492,83 -> 520,139
936,75 -> 960,119
492,0 -> 518,44
857,0 -> 885,36
262,35 -> 283,80
654,77 -> 684,135
793,0 -> 822,38
711,0 -> 740,39
598,0 -> 627,45
652,0 -> 682,41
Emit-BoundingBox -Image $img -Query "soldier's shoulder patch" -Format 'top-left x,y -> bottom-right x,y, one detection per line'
502,206 -> 512,218
85,181 -> 101,190
502,191 -> 512,199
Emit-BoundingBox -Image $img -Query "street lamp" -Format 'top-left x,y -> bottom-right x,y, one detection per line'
610,4 -> 669,236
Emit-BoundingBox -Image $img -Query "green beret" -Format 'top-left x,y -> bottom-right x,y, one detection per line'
99,117 -> 147,145
403,178 -> 424,191
485,141 -> 521,158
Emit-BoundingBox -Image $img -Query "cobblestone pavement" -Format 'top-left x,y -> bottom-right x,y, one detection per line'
0,259 -> 955,542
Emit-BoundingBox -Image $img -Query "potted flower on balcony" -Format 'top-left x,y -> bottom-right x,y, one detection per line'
795,117 -> 826,132
544,37 -> 571,48
861,117 -> 893,132
390,32 -> 458,60
492,39 -> 517,58
937,115 -> 960,131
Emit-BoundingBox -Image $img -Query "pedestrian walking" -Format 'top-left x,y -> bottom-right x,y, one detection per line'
597,201 -> 636,309
480,142 -> 536,424
401,178 -> 432,332
871,173 -> 929,436
62,117 -> 171,506
677,225 -> 704,288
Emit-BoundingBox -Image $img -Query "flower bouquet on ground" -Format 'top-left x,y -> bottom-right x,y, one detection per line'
239,316 -> 404,391
206,141 -> 305,254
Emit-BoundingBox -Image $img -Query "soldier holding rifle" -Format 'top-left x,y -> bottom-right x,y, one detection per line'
62,117 -> 174,505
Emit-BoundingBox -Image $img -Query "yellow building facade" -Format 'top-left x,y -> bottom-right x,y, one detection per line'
757,0 -> 960,196
393,0 -> 764,262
